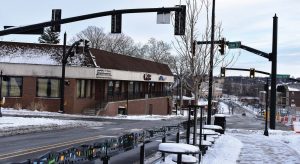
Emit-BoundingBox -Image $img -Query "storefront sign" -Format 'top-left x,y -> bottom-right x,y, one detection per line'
96,69 -> 112,79
143,74 -> 152,81
159,75 -> 166,81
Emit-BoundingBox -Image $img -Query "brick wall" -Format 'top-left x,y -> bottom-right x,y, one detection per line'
99,97 -> 170,116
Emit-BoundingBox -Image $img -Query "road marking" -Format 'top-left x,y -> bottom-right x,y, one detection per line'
0,135 -> 114,160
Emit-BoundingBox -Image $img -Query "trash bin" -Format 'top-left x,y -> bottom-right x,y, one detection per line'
214,114 -> 226,134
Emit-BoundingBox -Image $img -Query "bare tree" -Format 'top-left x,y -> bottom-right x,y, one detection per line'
72,26 -> 107,49
144,38 -> 172,64
173,0 -> 238,105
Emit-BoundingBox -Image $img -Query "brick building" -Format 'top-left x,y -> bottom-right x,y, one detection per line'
0,41 -> 173,116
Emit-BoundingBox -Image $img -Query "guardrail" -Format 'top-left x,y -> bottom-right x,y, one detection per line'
14,124 -> 182,164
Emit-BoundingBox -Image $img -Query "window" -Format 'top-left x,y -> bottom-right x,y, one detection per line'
1,76 -> 23,97
128,81 -> 134,94
107,81 -> 114,96
77,79 -> 92,98
114,81 -> 121,94
37,78 -> 60,98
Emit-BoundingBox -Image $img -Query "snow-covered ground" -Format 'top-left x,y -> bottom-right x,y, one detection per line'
0,115 -> 110,137
149,98 -> 300,164
2,108 -> 184,120
0,108 -> 185,136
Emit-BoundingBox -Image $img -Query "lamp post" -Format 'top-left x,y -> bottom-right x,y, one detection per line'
59,36 -> 84,113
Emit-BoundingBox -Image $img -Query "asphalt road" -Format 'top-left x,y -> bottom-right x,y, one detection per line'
0,118 -> 185,163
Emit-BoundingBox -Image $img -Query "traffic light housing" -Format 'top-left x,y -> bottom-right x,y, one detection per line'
221,67 -> 226,77
111,13 -> 122,33
250,68 -> 255,78
277,85 -> 286,93
174,5 -> 186,35
84,40 -> 90,53
51,9 -> 61,32
218,38 -> 225,55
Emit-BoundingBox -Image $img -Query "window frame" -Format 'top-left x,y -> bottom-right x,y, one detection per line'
1,76 -> 23,97
36,77 -> 61,98
77,79 -> 92,99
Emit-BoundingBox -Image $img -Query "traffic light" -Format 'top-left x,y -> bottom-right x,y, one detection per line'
218,38 -> 225,55
111,13 -> 122,33
84,40 -> 90,53
277,85 -> 286,93
250,68 -> 255,78
51,9 -> 61,32
221,67 -> 226,77
174,5 -> 186,35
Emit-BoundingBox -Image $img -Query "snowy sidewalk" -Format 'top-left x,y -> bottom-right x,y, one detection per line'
200,129 -> 300,164
233,132 -> 300,164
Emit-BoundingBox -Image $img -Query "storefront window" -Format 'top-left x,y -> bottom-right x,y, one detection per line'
37,78 -> 60,98
1,76 -> 23,97
107,81 -> 114,96
77,79 -> 92,98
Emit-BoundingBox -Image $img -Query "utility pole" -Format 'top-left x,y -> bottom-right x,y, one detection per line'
207,0 -> 216,125
270,14 -> 278,129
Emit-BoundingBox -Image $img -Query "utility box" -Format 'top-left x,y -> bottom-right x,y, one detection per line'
214,114 -> 226,134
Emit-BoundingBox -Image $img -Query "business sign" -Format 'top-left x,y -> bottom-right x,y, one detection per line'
143,74 -> 152,81
96,69 -> 112,79
159,75 -> 166,81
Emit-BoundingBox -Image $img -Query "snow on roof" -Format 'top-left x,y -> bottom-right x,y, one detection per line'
0,41 -> 94,67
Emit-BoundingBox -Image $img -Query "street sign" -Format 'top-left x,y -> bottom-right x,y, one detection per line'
271,74 -> 290,79
227,41 -> 241,49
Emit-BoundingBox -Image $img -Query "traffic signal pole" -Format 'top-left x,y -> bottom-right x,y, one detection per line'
270,14 -> 278,129
0,7 -> 184,36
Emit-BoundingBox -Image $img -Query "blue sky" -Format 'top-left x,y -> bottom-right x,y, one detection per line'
0,0 -> 300,77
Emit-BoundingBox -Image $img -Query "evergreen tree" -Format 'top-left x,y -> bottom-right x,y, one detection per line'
38,27 -> 60,44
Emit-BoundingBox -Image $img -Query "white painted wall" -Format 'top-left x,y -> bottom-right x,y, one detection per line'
0,62 -> 174,82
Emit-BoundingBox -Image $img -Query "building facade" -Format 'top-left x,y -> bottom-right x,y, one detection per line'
0,41 -> 174,116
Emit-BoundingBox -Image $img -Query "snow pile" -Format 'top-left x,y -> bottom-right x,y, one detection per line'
0,116 -> 109,137
158,143 -> 200,153
2,108 -> 183,121
99,115 -> 184,121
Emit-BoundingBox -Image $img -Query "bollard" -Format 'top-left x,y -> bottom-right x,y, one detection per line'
176,124 -> 180,143
140,144 -> 145,164
162,128 -> 166,161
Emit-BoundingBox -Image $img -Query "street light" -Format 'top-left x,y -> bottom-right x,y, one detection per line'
59,34 -> 85,113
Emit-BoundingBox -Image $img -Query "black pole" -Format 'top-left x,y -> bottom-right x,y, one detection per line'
176,124 -> 180,143
207,0 -> 215,125
270,14 -> 278,129
264,78 -> 269,136
199,106 -> 203,161
186,107 -> 191,144
0,71 -> 2,117
140,144 -> 145,164
59,32 -> 67,113
193,107 -> 197,145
